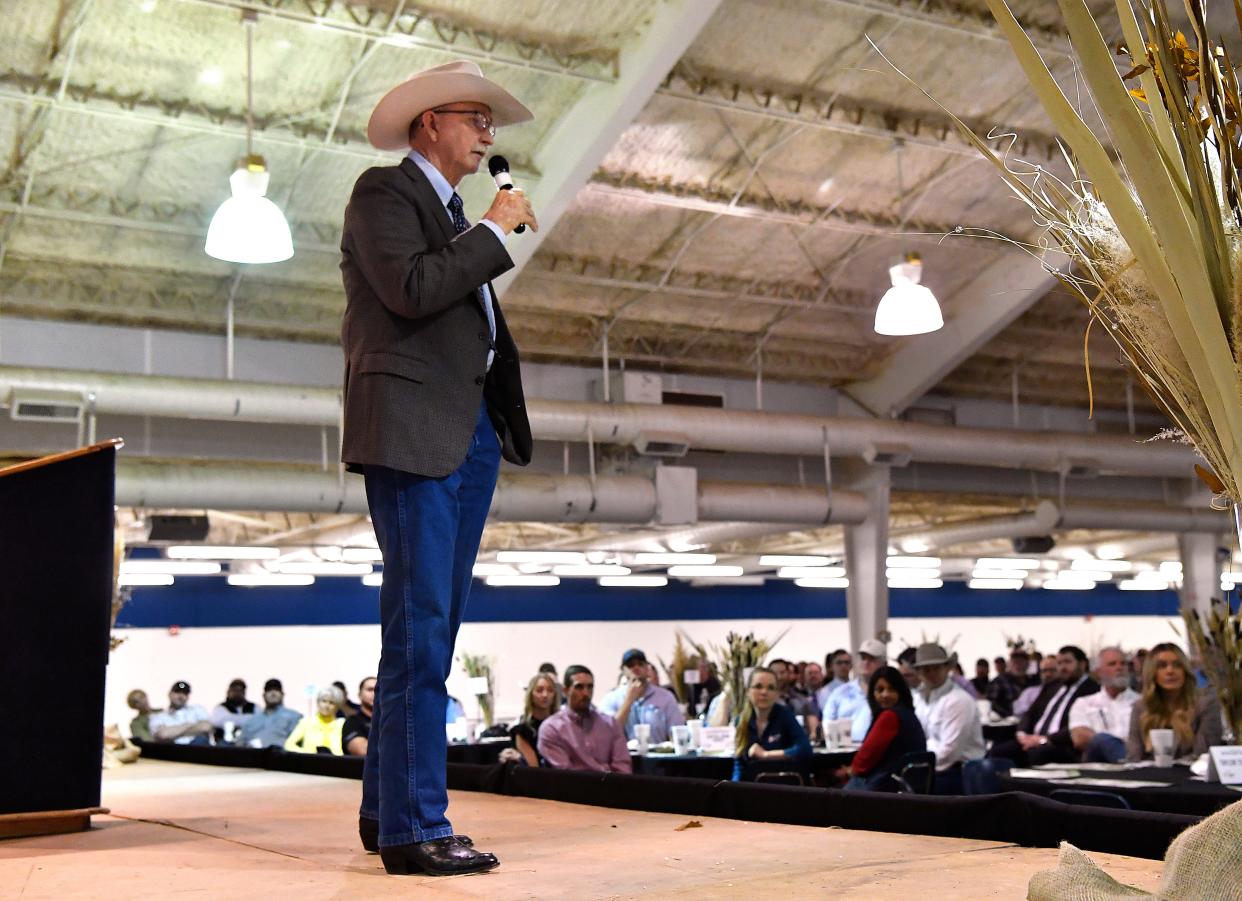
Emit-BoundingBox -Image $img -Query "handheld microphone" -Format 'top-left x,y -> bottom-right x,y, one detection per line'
487,155 -> 525,234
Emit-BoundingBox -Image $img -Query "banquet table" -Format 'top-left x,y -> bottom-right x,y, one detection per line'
631,746 -> 856,783
999,762 -> 1242,817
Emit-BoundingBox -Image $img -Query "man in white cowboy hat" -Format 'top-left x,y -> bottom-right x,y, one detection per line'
340,60 -> 538,878
911,642 -> 985,794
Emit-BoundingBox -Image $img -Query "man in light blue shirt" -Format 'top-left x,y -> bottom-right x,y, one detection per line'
822,639 -> 887,743
148,681 -> 214,745
599,648 -> 685,743
238,678 -> 302,748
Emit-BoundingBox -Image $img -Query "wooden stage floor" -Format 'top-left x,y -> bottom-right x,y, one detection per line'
1,760 -> 1164,899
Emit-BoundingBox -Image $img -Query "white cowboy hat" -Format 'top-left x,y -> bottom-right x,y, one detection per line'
366,60 -> 534,151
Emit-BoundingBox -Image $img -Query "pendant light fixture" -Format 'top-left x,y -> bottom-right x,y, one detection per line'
205,11 -> 294,264
873,251 -> 944,336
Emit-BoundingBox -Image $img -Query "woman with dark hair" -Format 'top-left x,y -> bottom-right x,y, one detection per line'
839,665 -> 927,791
1125,642 -> 1222,762
504,672 -> 561,766
731,666 -> 812,782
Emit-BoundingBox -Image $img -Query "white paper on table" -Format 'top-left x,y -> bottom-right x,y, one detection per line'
683,670 -> 701,685
1010,768 -> 1079,780
1049,777 -> 1172,789
699,725 -> 736,753
1207,745 -> 1242,785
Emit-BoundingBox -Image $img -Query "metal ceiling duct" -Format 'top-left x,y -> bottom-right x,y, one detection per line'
0,366 -> 1199,477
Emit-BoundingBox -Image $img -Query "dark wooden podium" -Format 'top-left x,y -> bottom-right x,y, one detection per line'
0,440 -> 121,837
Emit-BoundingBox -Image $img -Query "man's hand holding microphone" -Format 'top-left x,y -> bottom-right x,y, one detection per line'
483,155 -> 538,235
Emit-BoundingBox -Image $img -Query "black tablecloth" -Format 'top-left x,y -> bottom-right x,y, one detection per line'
632,748 -> 855,783
1000,764 -> 1242,817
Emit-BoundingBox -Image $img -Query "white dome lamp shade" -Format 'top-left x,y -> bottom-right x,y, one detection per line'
873,252 -> 943,336
205,154 -> 294,264
204,11 -> 293,265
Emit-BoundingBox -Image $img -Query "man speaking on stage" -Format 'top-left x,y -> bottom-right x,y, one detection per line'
338,60 -> 537,877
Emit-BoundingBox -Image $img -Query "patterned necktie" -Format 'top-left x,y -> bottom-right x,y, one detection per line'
447,193 -> 496,358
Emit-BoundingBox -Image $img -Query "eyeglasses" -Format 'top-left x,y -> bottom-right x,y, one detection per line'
433,108 -> 496,137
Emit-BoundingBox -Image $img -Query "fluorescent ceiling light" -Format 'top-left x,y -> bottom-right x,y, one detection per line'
118,573 -> 174,586
760,555 -> 830,567
690,576 -> 766,586
1042,577 -> 1096,591
667,565 -> 744,578
361,573 -> 383,587
634,552 -> 716,565
228,574 -> 314,587
1158,561 -> 1183,573
341,547 -> 383,563
485,575 -> 560,587
552,564 -> 631,577
794,577 -> 849,589
968,578 -> 1024,590
1119,579 -> 1168,591
598,576 -> 667,587
472,563 -> 518,577
122,560 -> 220,575
495,551 -> 585,565
278,562 -> 373,575
168,545 -> 279,560
1071,559 -> 1132,572
971,568 -> 1029,580
886,567 -> 940,579
975,557 -> 1040,569
777,566 -> 846,579
887,577 -> 943,589
898,538 -> 931,553
1068,570 -> 1115,582
886,556 -> 942,568
1095,544 -> 1127,560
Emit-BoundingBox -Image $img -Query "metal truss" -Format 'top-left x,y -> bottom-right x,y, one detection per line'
521,252 -> 876,318
176,0 -> 619,81
829,0 -> 1069,57
587,170 -> 982,244
659,63 -> 1065,161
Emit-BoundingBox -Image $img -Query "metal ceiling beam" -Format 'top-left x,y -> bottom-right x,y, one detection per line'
585,173 -> 975,243
493,0 -> 726,296
174,0 -> 618,82
842,252 -> 1066,417
828,0 -> 1069,56
658,63 -> 1065,161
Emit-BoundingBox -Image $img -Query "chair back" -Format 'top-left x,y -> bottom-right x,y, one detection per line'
754,771 -> 805,787
1049,788 -> 1131,810
891,750 -> 937,794
962,757 -> 1012,795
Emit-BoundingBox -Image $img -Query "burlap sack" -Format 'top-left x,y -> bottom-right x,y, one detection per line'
1027,799 -> 1242,901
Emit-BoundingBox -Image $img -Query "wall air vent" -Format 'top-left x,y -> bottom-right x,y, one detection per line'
9,390 -> 85,424
633,431 -> 691,458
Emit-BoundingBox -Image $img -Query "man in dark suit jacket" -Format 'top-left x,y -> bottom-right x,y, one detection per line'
987,645 -> 1099,766
340,60 -> 537,878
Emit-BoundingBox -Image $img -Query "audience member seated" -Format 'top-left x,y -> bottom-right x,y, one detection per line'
684,656 -> 722,720
800,662 -> 827,731
537,665 -> 631,773
951,660 -> 980,699
1129,648 -> 1147,691
1126,642 -> 1223,762
149,681 -> 214,745
820,649 -> 851,708
985,650 -> 1029,718
285,686 -> 345,755
210,678 -> 255,743
823,638 -> 887,742
343,676 -> 375,757
912,643 -> 985,794
126,689 -> 162,742
446,695 -> 467,725
770,658 -> 821,740
970,658 -> 991,696
840,665 -> 927,792
599,648 -> 685,743
504,672 -> 560,766
1068,646 -> 1139,763
896,646 -> 921,691
988,645 -> 1099,767
732,666 -> 812,782
238,678 -> 303,748
1013,654 -> 1059,718
332,680 -> 360,718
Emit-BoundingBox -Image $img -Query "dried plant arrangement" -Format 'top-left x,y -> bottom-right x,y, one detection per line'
709,628 -> 789,724
1182,598 -> 1242,744
459,653 -> 495,727
659,629 -> 710,705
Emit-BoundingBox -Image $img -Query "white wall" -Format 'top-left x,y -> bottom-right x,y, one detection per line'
105,614 -> 1189,732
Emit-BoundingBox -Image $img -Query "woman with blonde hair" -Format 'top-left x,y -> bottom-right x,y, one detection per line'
505,672 -> 561,766
1125,642 -> 1222,762
732,666 -> 811,782
284,686 -> 345,755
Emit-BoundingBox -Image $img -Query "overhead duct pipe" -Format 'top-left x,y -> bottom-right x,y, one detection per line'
114,462 -> 869,525
894,501 -> 1060,553
1,365 -> 1198,477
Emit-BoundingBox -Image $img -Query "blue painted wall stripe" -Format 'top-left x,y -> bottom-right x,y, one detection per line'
114,578 -> 1180,628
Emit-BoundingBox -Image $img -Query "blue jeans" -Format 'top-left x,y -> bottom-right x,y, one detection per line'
1085,732 -> 1126,763
359,403 -> 500,847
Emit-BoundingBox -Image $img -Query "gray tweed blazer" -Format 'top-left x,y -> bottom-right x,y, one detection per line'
339,158 -> 532,478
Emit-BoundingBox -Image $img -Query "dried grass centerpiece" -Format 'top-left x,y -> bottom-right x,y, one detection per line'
659,629 -> 710,706
458,652 -> 494,727
1182,598 -> 1242,744
707,628 -> 788,726
886,0 -> 1242,512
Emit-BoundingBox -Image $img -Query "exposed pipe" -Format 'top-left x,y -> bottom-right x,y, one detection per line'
894,501 -> 1060,552
0,366 -> 1199,477
113,461 -> 870,525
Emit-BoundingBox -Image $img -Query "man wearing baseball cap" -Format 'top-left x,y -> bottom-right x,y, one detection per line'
237,678 -> 302,749
148,681 -> 214,745
822,638 -> 887,743
340,60 -> 537,877
599,649 -> 685,743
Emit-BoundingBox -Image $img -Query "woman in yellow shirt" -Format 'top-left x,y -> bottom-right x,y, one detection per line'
284,686 -> 345,755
